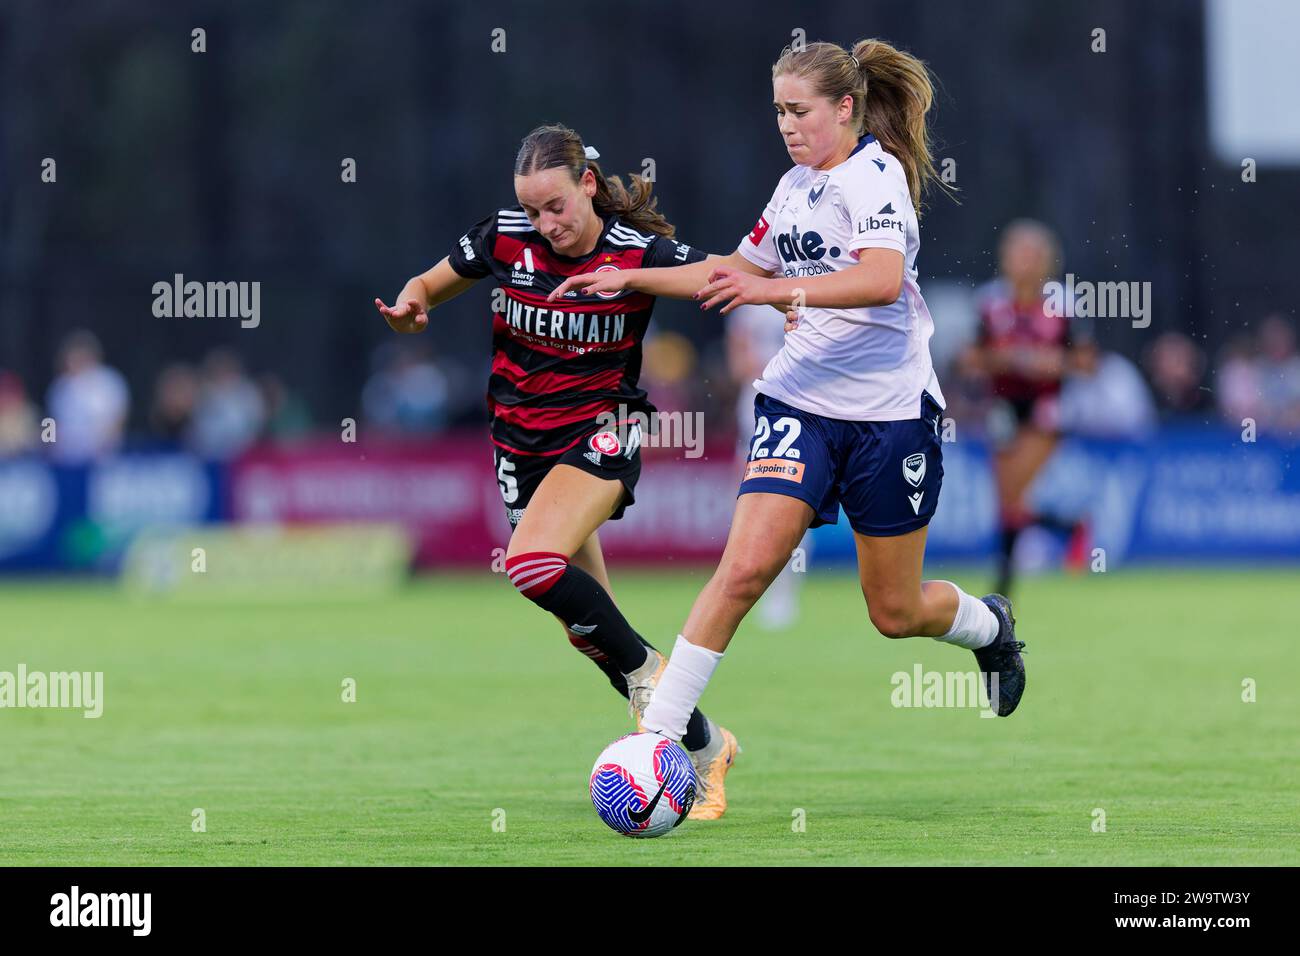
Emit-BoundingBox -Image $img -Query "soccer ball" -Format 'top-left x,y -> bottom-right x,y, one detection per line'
589,733 -> 696,838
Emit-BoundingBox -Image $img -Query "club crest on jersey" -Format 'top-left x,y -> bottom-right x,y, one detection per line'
808,174 -> 829,208
593,263 -> 622,299
589,430 -> 622,457
903,453 -> 926,487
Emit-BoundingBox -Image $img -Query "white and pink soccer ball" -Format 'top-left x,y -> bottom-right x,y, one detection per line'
589,733 -> 696,838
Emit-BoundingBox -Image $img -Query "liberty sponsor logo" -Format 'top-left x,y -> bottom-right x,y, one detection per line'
1043,273 -> 1152,329
744,458 -> 806,483
50,886 -> 151,936
856,202 -> 905,237
1,665 -> 103,718
747,214 -> 771,246
510,247 -> 537,287
152,273 -> 260,328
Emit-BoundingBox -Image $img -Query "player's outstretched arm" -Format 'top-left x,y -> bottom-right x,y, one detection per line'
697,248 -> 906,316
546,251 -> 771,304
374,256 -> 479,333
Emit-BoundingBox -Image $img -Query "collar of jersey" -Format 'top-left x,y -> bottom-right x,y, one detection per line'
804,133 -> 876,173
851,132 -> 877,157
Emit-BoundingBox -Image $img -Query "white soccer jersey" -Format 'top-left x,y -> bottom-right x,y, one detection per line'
737,133 -> 946,421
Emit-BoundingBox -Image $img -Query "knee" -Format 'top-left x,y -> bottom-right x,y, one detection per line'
865,594 -> 920,639
504,551 -> 569,604
716,555 -> 777,608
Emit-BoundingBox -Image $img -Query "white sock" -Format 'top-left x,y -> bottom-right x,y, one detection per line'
641,635 -> 723,742
931,582 -> 999,650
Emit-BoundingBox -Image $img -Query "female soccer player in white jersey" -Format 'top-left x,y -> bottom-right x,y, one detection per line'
548,39 -> 1027,792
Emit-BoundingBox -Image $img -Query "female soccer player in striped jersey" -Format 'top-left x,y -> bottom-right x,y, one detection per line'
374,125 -> 738,818
549,40 -> 1028,768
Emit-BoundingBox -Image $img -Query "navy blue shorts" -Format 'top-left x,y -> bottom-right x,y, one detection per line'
738,391 -> 945,537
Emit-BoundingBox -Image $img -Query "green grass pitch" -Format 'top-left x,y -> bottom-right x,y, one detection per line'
1,568 -> 1295,866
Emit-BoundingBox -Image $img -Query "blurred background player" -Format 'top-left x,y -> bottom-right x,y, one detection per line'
375,124 -> 737,818
958,219 -> 1083,595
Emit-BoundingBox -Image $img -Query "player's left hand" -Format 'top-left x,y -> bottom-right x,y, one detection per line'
547,270 -> 630,301
695,267 -> 774,315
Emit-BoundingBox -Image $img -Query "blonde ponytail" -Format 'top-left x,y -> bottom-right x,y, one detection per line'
772,38 -> 955,213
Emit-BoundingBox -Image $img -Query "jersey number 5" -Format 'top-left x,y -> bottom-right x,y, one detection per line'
497,456 -> 519,504
751,416 -> 802,460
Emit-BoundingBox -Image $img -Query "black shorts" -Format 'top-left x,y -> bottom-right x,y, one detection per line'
492,422 -> 643,529
988,394 -> 1060,444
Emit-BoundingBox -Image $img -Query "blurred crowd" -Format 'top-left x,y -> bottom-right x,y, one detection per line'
1,269 -> 1297,464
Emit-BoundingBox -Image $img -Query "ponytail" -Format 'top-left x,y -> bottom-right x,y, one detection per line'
772,38 -> 955,213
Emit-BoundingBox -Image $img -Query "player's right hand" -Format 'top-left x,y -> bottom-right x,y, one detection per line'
375,298 -> 428,333
784,308 -> 800,333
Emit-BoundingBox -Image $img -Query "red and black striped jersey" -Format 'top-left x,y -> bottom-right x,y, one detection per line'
975,278 -> 1071,402
447,206 -> 708,456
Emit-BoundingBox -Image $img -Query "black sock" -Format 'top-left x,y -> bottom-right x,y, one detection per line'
996,524 -> 1019,596
531,563 -> 650,673
682,708 -> 711,752
565,622 -> 712,752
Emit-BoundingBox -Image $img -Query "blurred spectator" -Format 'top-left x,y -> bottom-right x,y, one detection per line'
45,330 -> 129,462
258,373 -> 314,439
0,371 -> 40,453
362,342 -> 450,434
1143,332 -> 1212,420
1214,314 -> 1300,434
187,349 -> 266,458
149,362 -> 199,444
1215,334 -> 1260,427
1059,336 -> 1158,439
1254,314 -> 1300,432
